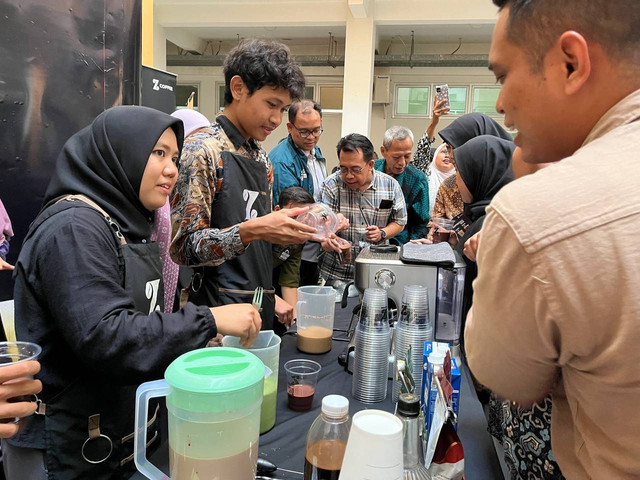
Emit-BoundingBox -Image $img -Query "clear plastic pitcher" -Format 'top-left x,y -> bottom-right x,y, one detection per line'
296,286 -> 336,354
222,330 -> 281,433
134,347 -> 266,480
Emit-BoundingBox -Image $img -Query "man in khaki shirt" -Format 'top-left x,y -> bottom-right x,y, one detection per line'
465,1 -> 640,478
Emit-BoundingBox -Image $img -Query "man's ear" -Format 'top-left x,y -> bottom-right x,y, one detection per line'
380,146 -> 387,157
286,122 -> 294,134
556,31 -> 591,96
229,75 -> 247,102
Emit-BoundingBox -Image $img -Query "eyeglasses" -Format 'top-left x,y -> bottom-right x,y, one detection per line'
291,124 -> 324,138
339,165 -> 365,175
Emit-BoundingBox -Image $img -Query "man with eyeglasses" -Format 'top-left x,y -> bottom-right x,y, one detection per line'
270,99 -> 328,286
319,133 -> 407,286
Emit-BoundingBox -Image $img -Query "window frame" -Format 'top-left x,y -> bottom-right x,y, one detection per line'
317,83 -> 344,114
393,83 -> 431,118
470,84 -> 503,118
175,82 -> 201,111
216,82 -> 226,113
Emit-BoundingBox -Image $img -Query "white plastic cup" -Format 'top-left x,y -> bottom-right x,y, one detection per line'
338,410 -> 404,480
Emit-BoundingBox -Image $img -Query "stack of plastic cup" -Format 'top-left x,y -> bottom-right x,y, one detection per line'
392,285 -> 432,403
352,288 -> 391,404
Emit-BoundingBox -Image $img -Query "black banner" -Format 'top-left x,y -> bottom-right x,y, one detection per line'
141,65 -> 177,114
0,0 -> 142,301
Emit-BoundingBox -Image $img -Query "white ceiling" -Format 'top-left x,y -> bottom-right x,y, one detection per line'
182,25 -> 347,44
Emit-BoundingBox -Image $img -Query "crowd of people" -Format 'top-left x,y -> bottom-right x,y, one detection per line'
0,0 -> 638,478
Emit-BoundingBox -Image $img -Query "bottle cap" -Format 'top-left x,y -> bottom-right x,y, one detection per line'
397,393 -> 421,417
322,395 -> 349,418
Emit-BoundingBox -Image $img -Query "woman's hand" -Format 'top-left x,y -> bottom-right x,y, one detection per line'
0,361 -> 42,439
463,231 -> 482,262
0,258 -> 14,271
210,304 -> 261,347
410,238 -> 432,244
320,233 -> 342,253
335,213 -> 350,233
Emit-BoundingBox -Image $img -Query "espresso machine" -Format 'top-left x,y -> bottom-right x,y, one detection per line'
354,245 -> 466,349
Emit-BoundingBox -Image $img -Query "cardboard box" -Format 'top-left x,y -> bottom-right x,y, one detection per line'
421,341 -> 461,438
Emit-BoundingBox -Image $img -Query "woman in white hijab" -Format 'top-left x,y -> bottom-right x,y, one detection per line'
427,143 -> 456,214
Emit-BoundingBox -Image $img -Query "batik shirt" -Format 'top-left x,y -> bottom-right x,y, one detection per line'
170,115 -> 273,266
319,170 -> 407,282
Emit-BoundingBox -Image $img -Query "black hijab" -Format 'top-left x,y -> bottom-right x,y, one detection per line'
43,106 -> 184,241
439,113 -> 513,148
454,135 -> 515,255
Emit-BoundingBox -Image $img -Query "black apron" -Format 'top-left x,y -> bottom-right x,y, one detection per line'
37,196 -> 162,479
189,150 -> 275,330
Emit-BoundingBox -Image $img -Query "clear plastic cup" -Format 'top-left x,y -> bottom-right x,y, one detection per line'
430,217 -> 456,244
284,359 -> 321,412
0,341 -> 42,424
0,341 -> 42,366
296,203 -> 339,241
334,237 -> 352,265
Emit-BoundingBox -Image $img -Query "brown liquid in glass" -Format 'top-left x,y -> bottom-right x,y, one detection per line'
303,439 -> 347,480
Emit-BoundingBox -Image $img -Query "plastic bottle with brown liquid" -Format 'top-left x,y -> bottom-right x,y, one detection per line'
303,395 -> 351,480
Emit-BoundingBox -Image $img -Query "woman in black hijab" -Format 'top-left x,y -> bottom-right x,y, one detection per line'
10,106 -> 261,479
448,134 -> 515,347
454,134 -> 515,254
439,112 -> 513,149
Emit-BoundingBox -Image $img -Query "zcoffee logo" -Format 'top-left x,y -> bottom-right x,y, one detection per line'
152,78 -> 174,92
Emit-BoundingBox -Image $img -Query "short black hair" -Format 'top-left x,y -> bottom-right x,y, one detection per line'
336,134 -> 375,163
493,0 -> 640,70
278,186 -> 315,207
223,39 -> 306,106
288,99 -> 322,125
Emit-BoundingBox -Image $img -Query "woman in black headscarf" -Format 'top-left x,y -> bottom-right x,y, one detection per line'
449,134 -> 515,342
9,106 -> 261,479
415,113 -> 513,243
454,134 -> 515,255
439,112 -> 513,149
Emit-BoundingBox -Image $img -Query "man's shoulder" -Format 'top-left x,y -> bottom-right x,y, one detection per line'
374,170 -> 401,189
324,171 -> 342,186
405,164 -> 428,183
182,125 -> 229,158
268,137 -> 291,155
30,205 -> 115,248
373,158 -> 386,171
492,138 -> 640,251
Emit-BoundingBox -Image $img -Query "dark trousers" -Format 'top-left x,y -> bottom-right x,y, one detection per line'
299,260 -> 319,287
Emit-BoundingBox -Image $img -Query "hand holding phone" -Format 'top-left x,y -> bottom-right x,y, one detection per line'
435,84 -> 450,111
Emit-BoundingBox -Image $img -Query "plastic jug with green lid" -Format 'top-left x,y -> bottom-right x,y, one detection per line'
134,347 -> 266,480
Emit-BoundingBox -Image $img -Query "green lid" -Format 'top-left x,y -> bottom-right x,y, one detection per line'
165,347 -> 265,394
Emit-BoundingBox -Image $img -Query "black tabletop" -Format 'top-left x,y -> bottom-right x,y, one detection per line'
131,298 -> 503,479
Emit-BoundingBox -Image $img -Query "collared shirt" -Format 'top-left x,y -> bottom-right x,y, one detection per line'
465,88 -> 640,479
170,114 -> 273,266
306,150 -> 326,202
374,158 -> 430,244
319,170 -> 407,282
